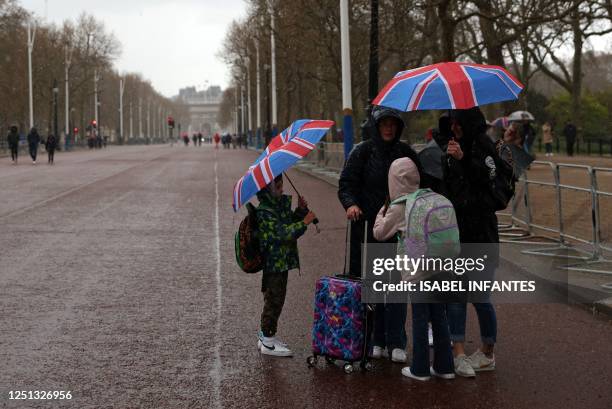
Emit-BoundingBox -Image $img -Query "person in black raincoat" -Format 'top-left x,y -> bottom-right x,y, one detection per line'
27,127 -> 40,164
7,125 -> 19,164
337,106 -> 428,363
437,107 -> 515,377
46,134 -> 57,164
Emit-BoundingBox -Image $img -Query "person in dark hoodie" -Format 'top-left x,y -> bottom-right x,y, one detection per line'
256,174 -> 316,357
338,106 -> 428,363
46,134 -> 57,164
27,127 -> 40,164
7,125 -> 19,164
438,107 -> 515,378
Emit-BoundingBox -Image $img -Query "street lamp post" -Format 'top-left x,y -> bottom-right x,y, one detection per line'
368,0 -> 379,106
94,69 -> 100,138
268,1 -> 278,136
27,20 -> 37,130
129,101 -> 133,141
138,97 -> 143,140
146,100 -> 150,144
119,78 -> 125,145
247,57 -> 253,147
340,0 -> 354,160
53,80 -> 59,140
64,44 -> 72,149
255,43 -> 262,149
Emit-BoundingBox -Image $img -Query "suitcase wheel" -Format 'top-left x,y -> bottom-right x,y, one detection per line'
325,357 -> 336,365
363,361 -> 373,371
343,363 -> 354,374
306,356 -> 318,368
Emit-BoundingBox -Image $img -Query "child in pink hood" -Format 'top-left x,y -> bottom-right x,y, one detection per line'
374,157 -> 455,381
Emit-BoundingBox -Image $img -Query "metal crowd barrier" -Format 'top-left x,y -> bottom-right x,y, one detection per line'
499,160 -> 612,287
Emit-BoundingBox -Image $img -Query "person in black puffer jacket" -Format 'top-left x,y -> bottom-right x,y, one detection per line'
337,106 -> 429,363
439,106 -> 515,378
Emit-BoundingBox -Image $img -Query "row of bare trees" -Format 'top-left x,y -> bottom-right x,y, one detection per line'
0,0 -> 186,143
219,0 -> 612,140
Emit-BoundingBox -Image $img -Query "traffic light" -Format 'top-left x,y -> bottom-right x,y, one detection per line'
74,127 -> 79,134
167,116 -> 175,129
91,120 -> 97,128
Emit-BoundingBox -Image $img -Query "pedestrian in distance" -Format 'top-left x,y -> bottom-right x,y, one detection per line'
256,174 -> 317,357
338,106 -> 430,364
192,134 -> 197,147
563,120 -> 577,157
437,107 -> 515,378
198,132 -> 203,146
46,134 -> 57,165
214,132 -> 220,149
7,125 -> 19,164
27,127 -> 40,164
373,157 -> 455,381
542,121 -> 554,157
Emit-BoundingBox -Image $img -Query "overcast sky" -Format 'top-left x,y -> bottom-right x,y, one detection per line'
20,0 -> 248,97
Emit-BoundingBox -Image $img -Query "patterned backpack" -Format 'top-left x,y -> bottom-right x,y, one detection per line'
234,202 -> 264,274
391,188 -> 460,259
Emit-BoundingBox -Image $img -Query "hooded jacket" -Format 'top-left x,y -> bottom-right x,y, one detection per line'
373,158 -> 420,241
338,107 -> 425,221
7,128 -> 19,147
256,190 -> 308,274
440,107 -> 515,260
27,128 -> 40,146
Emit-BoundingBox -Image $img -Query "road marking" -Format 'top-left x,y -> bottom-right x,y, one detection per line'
211,152 -> 223,409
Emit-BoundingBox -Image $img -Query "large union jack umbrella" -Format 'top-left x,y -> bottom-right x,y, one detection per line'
233,119 -> 334,211
373,62 -> 524,112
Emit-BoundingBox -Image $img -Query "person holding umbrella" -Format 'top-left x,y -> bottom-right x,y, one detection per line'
338,106 -> 426,363
439,107 -> 515,377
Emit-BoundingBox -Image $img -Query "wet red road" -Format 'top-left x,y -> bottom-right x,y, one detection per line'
1,145 -> 611,409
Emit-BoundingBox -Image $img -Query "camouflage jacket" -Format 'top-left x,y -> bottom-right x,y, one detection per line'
256,192 -> 308,274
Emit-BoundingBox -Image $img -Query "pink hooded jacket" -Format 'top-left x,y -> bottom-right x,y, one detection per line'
373,157 -> 420,241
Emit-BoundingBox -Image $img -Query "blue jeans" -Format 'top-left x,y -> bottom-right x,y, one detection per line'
411,303 -> 454,377
372,303 -> 407,352
446,302 -> 497,345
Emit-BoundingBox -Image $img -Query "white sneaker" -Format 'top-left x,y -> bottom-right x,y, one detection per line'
430,367 -> 456,379
259,336 -> 292,357
371,346 -> 388,359
428,324 -> 434,347
454,354 -> 476,378
391,348 -> 407,363
33,160 -> 36,165
402,367 -> 430,381
469,350 -> 495,372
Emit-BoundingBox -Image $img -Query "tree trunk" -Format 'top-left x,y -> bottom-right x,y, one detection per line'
437,0 -> 456,61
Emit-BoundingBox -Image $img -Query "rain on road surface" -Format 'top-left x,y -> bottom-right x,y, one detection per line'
1,145 -> 611,409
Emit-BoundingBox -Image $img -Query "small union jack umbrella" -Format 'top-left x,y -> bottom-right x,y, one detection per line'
232,119 -> 334,211
373,62 -> 524,112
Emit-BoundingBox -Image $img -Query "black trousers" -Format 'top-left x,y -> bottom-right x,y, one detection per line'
10,145 -> 18,161
48,149 -> 55,163
28,143 -> 37,161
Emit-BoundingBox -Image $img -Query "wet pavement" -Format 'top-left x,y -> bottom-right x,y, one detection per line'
1,145 -> 611,409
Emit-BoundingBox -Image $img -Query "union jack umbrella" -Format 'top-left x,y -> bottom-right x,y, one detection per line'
373,62 -> 524,112
232,119 -> 334,211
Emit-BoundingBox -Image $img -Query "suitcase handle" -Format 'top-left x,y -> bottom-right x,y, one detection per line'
342,219 -> 368,277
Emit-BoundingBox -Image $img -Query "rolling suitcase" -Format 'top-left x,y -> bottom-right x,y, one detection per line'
306,221 -> 373,374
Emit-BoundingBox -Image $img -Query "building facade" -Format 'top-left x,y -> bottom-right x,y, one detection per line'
176,86 -> 222,135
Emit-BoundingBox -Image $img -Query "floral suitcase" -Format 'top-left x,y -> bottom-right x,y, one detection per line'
307,222 -> 371,374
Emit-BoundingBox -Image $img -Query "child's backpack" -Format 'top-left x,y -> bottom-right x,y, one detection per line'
234,202 -> 263,274
391,188 -> 460,259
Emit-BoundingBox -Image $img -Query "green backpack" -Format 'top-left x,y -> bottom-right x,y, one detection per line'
391,188 -> 460,259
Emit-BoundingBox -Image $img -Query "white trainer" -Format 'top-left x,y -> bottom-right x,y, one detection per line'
259,336 -> 292,357
430,367 -> 456,379
391,348 -> 407,363
370,346 -> 388,359
428,324 -> 434,347
402,367 -> 431,381
454,354 -> 476,378
469,350 -> 495,372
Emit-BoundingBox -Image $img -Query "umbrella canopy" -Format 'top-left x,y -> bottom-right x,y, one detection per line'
373,62 -> 523,112
492,116 -> 510,129
232,119 -> 334,211
508,110 -> 535,121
